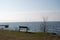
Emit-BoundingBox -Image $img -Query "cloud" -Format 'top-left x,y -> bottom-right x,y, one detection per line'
0,10 -> 60,22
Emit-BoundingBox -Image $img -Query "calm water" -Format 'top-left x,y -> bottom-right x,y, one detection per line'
0,22 -> 60,34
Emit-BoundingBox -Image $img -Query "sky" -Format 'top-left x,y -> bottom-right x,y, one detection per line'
0,0 -> 60,22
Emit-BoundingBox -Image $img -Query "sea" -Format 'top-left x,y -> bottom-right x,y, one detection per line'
0,21 -> 60,34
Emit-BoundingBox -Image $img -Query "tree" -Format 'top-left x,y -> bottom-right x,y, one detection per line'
42,16 -> 48,32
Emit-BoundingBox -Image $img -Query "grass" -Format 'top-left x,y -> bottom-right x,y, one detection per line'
0,30 -> 60,40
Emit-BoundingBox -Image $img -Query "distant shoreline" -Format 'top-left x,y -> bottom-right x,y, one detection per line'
0,21 -> 60,23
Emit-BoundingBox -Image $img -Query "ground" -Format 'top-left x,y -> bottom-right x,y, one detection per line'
0,30 -> 60,40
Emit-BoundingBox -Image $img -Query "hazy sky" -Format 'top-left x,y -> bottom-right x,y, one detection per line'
0,0 -> 60,22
